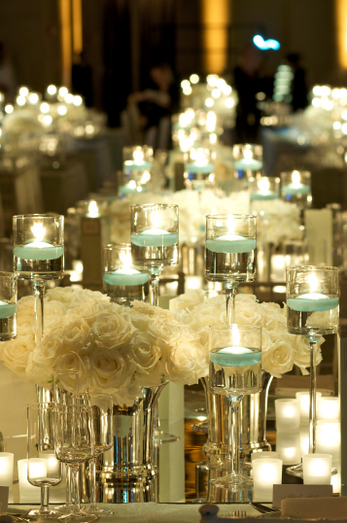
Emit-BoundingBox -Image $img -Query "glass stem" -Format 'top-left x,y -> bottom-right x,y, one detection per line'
225,282 -> 238,325
89,457 -> 97,507
40,485 -> 50,514
71,465 -> 81,513
33,280 -> 45,345
66,464 -> 73,506
308,338 -> 317,454
227,395 -> 242,475
149,270 -> 160,307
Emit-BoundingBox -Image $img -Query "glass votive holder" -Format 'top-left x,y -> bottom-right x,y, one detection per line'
18,458 -> 44,502
184,147 -> 215,189
252,458 -> 283,501
123,145 -> 153,186
251,451 -> 281,461
300,426 -> 310,456
13,214 -> 64,281
316,421 -> 340,461
276,430 -> 301,465
103,243 -> 149,305
317,396 -> 340,421
0,452 -> 14,502
270,241 -> 308,282
303,453 -> 332,485
249,176 -> 280,202
275,398 -> 300,431
280,170 -> 312,208
0,272 -> 17,341
296,391 -> 323,424
232,144 -> 263,182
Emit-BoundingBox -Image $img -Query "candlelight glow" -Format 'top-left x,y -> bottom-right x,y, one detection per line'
206,111 -> 217,132
19,86 -> 29,97
31,223 -> 46,242
232,323 -> 240,347
308,273 -> 319,293
227,215 -> 235,235
244,149 -> 253,162
291,170 -> 301,186
133,149 -> 144,163
120,250 -> 132,269
151,211 -> 161,229
88,201 -> 99,218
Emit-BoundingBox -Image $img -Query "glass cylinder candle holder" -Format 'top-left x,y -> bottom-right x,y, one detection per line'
276,431 -> 301,465
270,241 -> 308,282
317,396 -> 340,421
103,243 -> 149,305
184,147 -> 215,189
0,272 -> 17,341
252,458 -> 283,501
232,144 -> 263,185
303,453 -> 332,485
275,398 -> 300,431
0,453 -> 14,502
18,459 -> 41,503
280,170 -> 312,208
123,145 -> 153,188
249,176 -> 280,202
316,421 -> 340,461
13,214 -> 64,281
296,391 -> 323,425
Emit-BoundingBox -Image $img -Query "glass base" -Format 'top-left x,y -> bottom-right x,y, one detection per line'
153,429 -> 180,445
28,508 -> 61,518
84,505 -> 114,516
54,503 -> 75,514
191,420 -> 208,433
58,510 -> 98,523
211,472 -> 253,491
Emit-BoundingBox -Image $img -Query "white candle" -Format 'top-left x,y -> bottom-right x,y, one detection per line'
276,431 -> 301,465
18,458 -> 46,502
0,453 -> 13,502
275,398 -> 300,431
303,453 -> 332,485
316,421 -> 340,461
296,391 -> 322,424
317,396 -> 340,421
251,451 -> 280,461
252,458 -> 283,501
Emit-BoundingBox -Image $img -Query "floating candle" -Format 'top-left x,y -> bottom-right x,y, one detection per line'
185,162 -> 215,174
206,234 -> 257,254
281,182 -> 310,196
287,294 -> 339,312
209,346 -> 261,367
124,160 -> 152,172
131,229 -> 178,248
13,242 -> 64,261
233,158 -> 263,171
0,300 -> 17,319
103,268 -> 149,286
250,191 -> 278,201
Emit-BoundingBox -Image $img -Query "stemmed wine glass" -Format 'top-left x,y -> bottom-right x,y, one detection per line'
54,404 -> 97,523
131,203 -> 179,306
27,402 -> 62,518
286,265 -> 339,477
209,324 -> 262,500
13,214 -> 64,344
205,214 -> 257,324
83,393 -> 114,516
52,370 -> 80,514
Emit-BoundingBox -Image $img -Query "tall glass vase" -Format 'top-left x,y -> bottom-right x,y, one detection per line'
198,371 -> 273,502
95,385 -> 165,503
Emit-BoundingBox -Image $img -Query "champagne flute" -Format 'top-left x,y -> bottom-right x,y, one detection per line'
27,402 -> 62,518
83,393 -> 113,516
131,203 -> 179,306
205,214 -> 257,324
209,324 -> 262,500
286,265 -> 339,477
54,404 -> 97,523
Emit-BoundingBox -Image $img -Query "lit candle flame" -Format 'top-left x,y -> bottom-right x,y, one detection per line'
232,323 -> 240,347
151,211 -> 161,229
31,223 -> 45,242
133,149 -> 144,163
88,201 -> 99,218
120,250 -> 132,269
292,170 -> 301,187
244,149 -> 253,162
195,148 -> 207,166
308,273 -> 318,293
227,215 -> 235,235
258,178 -> 270,193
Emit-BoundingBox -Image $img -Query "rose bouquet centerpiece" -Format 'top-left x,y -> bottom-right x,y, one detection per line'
0,287 -> 208,405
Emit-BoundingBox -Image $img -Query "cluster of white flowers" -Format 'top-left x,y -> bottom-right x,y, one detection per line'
170,290 -> 323,378
252,198 -> 303,245
0,288 -> 207,405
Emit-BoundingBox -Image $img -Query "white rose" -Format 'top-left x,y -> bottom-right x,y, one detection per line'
92,312 -> 134,349
61,316 -> 92,350
119,308 -> 150,332
293,336 -> 323,375
17,296 -> 35,328
306,307 -> 339,329
235,299 -> 263,326
1,335 -> 35,377
130,331 -> 164,386
26,326 -> 66,380
169,289 -> 206,315
131,300 -> 173,321
53,351 -> 92,393
69,289 -> 109,309
163,341 -> 208,384
147,317 -> 182,348
262,339 -> 296,378
71,300 -> 112,326
44,300 -> 68,334
89,346 -> 135,392
46,287 -> 77,305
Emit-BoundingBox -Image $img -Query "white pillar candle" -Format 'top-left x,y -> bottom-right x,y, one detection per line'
303,453 -> 332,485
252,458 -> 283,502
275,398 -> 300,431
316,421 -> 340,461
251,451 -> 281,461
276,431 -> 301,465
317,396 -> 340,421
296,391 -> 322,424
0,452 -> 14,502
18,458 -> 47,502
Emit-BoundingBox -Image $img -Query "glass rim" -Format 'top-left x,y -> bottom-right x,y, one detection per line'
103,243 -> 131,250
252,458 -> 283,464
280,170 -> 311,176
27,401 -> 57,409
131,203 -> 178,211
206,213 -> 256,221
13,213 -> 63,220
209,324 -> 262,335
302,453 -> 332,460
286,265 -> 338,272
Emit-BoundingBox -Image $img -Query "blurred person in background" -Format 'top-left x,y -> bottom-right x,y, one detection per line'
0,42 -> 16,102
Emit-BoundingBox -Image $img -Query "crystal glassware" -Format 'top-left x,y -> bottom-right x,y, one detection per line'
205,214 -> 257,324
0,272 -> 17,341
103,243 -> 149,305
232,144 -> 263,187
13,214 -> 64,344
280,170 -> 312,209
54,404 -> 96,523
209,324 -> 262,500
184,147 -> 215,189
123,145 -> 153,192
131,203 -> 179,306
83,393 -> 113,516
286,265 -> 339,477
27,402 -> 62,518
